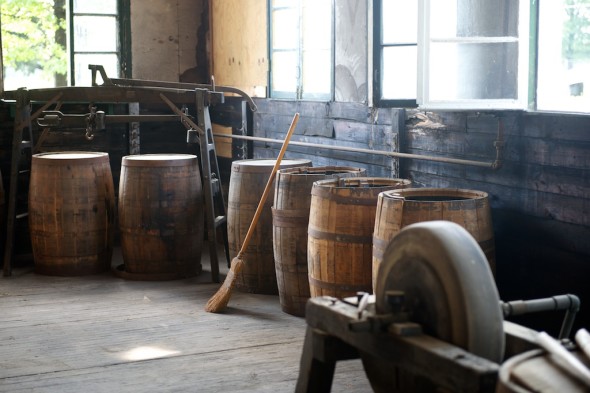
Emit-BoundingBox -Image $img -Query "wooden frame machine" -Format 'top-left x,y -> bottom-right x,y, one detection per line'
2,65 -> 256,280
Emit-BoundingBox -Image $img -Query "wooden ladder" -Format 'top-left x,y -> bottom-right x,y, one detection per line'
3,90 -> 63,276
3,89 -> 34,276
161,90 -> 230,283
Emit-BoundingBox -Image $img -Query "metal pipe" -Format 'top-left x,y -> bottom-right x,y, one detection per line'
213,133 -> 497,168
500,294 -> 580,339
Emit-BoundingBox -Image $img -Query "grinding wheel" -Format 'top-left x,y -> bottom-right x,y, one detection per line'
363,220 -> 505,392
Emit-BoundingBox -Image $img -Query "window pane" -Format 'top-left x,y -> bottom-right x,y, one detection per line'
382,0 -> 417,44
272,8 -> 299,49
302,49 -> 331,97
74,0 -> 117,14
74,16 -> 117,52
75,54 -> 118,86
537,0 -> 590,112
382,46 -> 417,99
429,42 -> 518,100
430,0 -> 518,39
271,51 -> 298,95
272,0 -> 293,8
302,0 -> 330,50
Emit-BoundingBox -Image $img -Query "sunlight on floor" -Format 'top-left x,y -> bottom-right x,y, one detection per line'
121,346 -> 180,361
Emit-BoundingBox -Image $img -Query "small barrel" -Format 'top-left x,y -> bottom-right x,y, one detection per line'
117,154 -> 204,280
28,152 -> 115,275
372,187 -> 495,290
307,177 -> 411,298
497,349 -> 590,392
228,158 -> 311,294
272,166 -> 366,316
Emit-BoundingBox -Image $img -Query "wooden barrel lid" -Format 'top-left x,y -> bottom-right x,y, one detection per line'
32,151 -> 109,165
122,154 -> 198,167
231,158 -> 311,173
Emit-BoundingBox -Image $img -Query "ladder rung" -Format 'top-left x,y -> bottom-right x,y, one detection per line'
16,212 -> 29,220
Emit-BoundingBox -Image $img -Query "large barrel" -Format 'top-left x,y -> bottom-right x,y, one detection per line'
307,177 -> 411,298
228,158 -> 311,294
272,166 -> 366,316
118,154 -> 204,280
28,152 -> 115,275
372,187 -> 495,289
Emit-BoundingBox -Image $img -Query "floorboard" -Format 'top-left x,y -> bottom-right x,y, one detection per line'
0,244 -> 373,392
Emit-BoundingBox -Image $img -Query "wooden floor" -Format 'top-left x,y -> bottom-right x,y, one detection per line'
0,244 -> 373,392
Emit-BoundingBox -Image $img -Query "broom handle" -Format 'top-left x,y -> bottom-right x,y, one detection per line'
236,113 -> 300,258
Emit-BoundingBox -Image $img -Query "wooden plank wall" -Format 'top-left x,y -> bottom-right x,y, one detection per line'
252,99 -> 401,178
402,110 -> 590,333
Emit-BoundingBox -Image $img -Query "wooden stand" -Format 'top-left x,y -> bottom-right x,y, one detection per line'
296,296 -> 539,393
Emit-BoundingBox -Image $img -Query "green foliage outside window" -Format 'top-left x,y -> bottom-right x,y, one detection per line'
1,0 -> 66,81
563,0 -> 590,64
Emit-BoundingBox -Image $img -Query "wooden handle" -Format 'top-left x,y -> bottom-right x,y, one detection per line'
237,113 -> 300,257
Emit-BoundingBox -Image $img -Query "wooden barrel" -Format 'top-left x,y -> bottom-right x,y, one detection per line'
272,166 -> 366,316
28,152 -> 115,275
497,349 -> 590,392
372,187 -> 496,290
307,177 -> 411,298
117,154 -> 204,280
228,158 -> 311,294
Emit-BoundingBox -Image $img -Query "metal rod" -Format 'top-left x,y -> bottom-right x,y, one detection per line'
500,294 -> 580,339
212,133 -> 496,168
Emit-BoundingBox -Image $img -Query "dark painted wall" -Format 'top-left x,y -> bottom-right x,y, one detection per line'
254,101 -> 590,333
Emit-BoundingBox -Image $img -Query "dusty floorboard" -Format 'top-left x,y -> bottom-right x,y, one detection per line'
0,245 -> 373,392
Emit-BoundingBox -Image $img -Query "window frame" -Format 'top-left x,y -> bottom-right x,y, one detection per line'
68,0 -> 131,86
373,0 -> 418,108
417,0 -> 531,111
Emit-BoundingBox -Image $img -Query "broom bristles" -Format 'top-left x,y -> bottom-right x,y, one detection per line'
205,256 -> 244,313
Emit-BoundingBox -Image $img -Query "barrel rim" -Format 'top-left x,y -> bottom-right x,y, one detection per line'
278,166 -> 365,176
32,151 -> 109,164
381,187 -> 489,201
231,159 -> 311,173
312,177 -> 412,189
122,154 -> 198,167
232,158 -> 311,166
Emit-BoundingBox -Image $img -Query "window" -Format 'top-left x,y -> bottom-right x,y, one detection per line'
376,0 -> 589,113
418,0 -> 529,110
269,0 -> 333,100
70,0 -> 120,86
1,0 -> 129,90
374,0 -> 418,107
537,0 -> 590,112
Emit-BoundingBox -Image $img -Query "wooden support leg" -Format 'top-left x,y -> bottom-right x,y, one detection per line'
296,327 -> 360,393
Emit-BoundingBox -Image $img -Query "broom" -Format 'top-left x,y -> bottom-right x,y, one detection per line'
205,113 -> 301,313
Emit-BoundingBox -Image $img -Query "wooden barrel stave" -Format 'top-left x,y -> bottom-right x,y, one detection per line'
118,154 -> 203,279
372,187 -> 496,291
272,166 -> 366,316
307,177 -> 411,299
228,158 -> 312,294
29,152 -> 115,276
